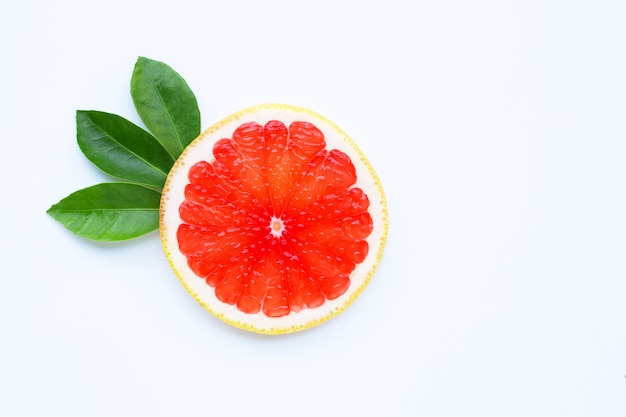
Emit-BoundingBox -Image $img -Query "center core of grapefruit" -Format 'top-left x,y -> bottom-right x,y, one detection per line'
160,104 -> 388,334
269,216 -> 285,237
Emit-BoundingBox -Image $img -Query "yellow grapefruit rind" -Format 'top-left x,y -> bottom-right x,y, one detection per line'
160,104 -> 388,335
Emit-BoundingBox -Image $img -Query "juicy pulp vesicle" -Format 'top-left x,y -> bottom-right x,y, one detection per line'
176,120 -> 373,317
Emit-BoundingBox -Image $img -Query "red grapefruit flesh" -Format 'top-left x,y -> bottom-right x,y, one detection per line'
160,104 -> 388,334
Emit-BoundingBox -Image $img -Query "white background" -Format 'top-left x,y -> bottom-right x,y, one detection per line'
2,0 -> 625,416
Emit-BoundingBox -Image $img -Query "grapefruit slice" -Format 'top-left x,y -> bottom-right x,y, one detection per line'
160,104 -> 388,334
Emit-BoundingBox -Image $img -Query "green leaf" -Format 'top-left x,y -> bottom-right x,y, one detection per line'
76,110 -> 175,188
47,183 -> 161,241
130,56 -> 200,159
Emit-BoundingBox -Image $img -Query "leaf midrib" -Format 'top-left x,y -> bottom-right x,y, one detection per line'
151,78 -> 183,157
50,207 -> 159,212
92,119 -> 171,177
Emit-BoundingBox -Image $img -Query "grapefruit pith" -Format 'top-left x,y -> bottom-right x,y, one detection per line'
160,104 -> 388,334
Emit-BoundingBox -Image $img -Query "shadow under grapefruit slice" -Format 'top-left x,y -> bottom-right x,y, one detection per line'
160,104 -> 388,334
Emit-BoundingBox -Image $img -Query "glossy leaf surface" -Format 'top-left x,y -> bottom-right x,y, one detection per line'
47,183 -> 161,241
76,110 -> 174,188
130,56 -> 200,158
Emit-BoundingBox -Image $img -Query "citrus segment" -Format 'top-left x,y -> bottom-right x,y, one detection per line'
160,104 -> 388,334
